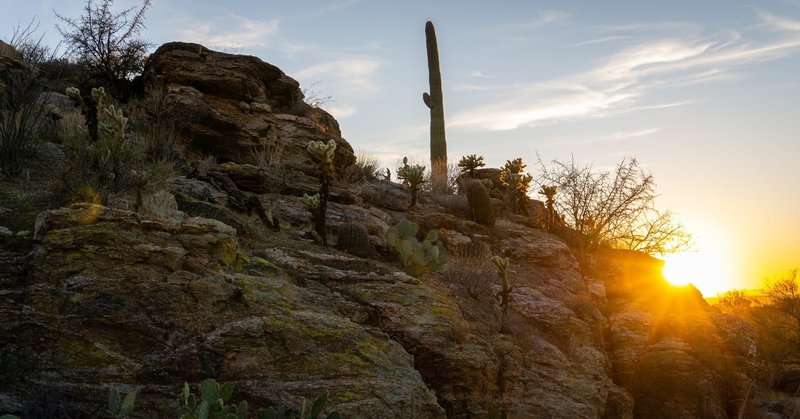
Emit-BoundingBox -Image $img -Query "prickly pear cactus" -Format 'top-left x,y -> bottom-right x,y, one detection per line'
386,218 -> 444,277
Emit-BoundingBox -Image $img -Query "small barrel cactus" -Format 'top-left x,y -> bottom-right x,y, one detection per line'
337,223 -> 373,258
466,180 -> 495,226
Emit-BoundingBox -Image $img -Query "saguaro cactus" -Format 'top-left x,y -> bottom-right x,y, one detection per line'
422,21 -> 448,195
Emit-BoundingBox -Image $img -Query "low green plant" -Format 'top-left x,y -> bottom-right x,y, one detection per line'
108,388 -> 137,419
178,379 -> 246,419
386,218 -> 444,277
179,379 -> 342,419
396,157 -> 425,208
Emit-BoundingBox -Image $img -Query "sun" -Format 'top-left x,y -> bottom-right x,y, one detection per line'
662,250 -> 734,297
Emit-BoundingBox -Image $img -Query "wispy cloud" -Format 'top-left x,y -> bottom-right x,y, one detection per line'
469,70 -> 493,78
756,9 -> 800,31
451,10 -> 800,131
504,10 -> 571,30
538,128 -> 660,149
175,15 -> 279,50
294,57 -> 382,92
571,36 -> 630,47
327,105 -> 357,119
311,0 -> 361,16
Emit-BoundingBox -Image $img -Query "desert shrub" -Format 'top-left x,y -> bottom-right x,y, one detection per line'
339,152 -> 379,184
0,71 -> 50,177
538,155 -> 691,254
250,139 -> 286,171
438,247 -> 495,299
127,84 -> 186,164
55,0 -> 152,90
8,18 -> 54,68
716,289 -> 752,316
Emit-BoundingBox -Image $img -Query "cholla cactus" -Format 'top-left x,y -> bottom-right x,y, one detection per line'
491,255 -> 513,328
300,193 -> 320,213
397,156 -> 426,208
100,104 -> 128,142
538,185 -> 558,230
66,86 -> 101,142
499,157 -> 533,215
458,154 -> 485,178
307,139 -> 336,178
306,140 -> 337,246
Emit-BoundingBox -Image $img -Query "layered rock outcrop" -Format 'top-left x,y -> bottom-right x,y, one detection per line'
0,42 -> 762,418
142,42 -> 355,175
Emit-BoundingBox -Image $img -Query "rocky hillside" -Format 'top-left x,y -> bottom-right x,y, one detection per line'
0,42 -> 759,418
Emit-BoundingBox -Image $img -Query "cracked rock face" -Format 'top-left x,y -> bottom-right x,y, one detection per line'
142,42 -> 355,174
9,204 -> 444,418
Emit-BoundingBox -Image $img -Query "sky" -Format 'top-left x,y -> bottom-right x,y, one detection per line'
2,0 -> 799,293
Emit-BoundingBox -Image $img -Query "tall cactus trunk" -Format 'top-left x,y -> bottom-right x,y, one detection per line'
423,21 -> 448,195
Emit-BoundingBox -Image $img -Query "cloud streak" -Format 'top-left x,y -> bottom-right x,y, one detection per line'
451,10 -> 800,132
175,15 -> 279,50
294,57 -> 382,92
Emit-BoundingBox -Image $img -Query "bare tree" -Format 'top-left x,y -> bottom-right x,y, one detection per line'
616,209 -> 692,254
537,155 -> 691,254
717,289 -> 752,316
9,18 -> 55,67
751,270 -> 800,373
55,0 -> 152,82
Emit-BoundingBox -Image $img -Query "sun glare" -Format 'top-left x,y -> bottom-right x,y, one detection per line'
662,250 -> 734,297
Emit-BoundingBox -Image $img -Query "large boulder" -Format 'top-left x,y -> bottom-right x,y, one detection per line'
141,42 -> 355,175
